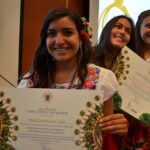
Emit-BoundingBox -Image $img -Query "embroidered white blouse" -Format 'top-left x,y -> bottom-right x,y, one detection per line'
18,64 -> 118,102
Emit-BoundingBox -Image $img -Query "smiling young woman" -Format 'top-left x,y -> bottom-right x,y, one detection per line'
90,15 -> 146,150
135,9 -> 150,63
17,7 -> 120,150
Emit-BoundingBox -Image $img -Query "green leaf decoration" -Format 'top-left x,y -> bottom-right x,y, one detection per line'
113,91 -> 122,109
139,113 -> 150,126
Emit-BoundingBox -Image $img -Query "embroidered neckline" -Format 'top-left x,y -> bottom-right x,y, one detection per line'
50,68 -> 78,89
50,66 -> 100,89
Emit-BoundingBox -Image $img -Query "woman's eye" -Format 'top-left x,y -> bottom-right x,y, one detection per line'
126,29 -> 131,34
63,29 -> 74,36
47,30 -> 56,37
114,24 -> 122,29
145,23 -> 150,28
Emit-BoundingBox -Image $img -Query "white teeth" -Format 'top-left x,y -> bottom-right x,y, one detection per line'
54,48 -> 68,51
115,36 -> 124,42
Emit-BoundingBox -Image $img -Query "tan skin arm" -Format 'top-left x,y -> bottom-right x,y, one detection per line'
103,97 -> 113,116
101,97 -> 128,136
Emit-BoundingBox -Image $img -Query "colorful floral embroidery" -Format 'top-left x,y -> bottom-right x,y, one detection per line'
83,67 -> 100,89
54,66 -> 100,90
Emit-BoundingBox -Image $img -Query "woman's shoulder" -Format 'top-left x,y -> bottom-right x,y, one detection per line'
87,63 -> 118,87
88,63 -> 114,75
87,64 -> 118,101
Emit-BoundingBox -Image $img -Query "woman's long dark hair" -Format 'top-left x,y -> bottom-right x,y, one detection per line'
24,7 -> 93,88
92,15 -> 135,67
135,9 -> 150,58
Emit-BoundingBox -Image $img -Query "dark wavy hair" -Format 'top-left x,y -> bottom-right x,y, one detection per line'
93,15 -> 135,67
24,7 -> 93,88
135,9 -> 150,58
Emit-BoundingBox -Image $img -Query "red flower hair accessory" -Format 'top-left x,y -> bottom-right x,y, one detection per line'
80,17 -> 92,41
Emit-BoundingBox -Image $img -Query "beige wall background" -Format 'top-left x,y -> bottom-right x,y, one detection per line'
0,0 -> 20,87
89,0 -> 99,45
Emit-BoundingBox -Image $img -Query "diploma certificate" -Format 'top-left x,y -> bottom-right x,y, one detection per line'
115,46 -> 150,125
0,88 -> 103,150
